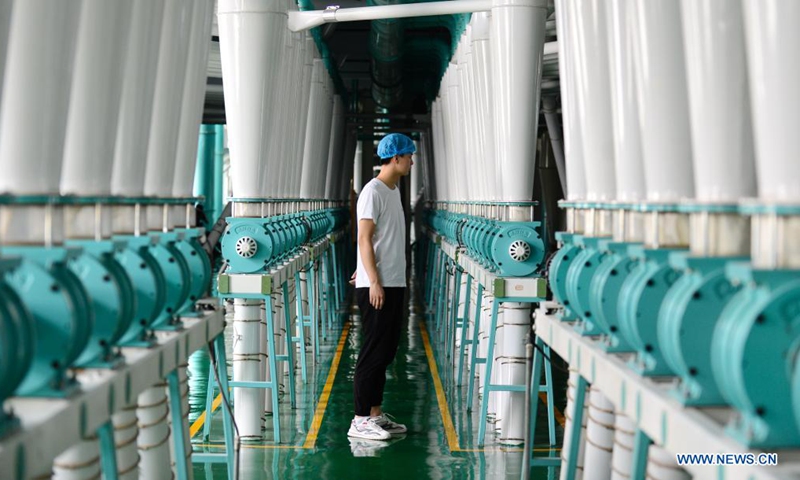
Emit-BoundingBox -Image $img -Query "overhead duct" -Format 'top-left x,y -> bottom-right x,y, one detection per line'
369,0 -> 405,108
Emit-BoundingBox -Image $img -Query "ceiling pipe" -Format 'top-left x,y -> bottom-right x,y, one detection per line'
288,0 -> 493,32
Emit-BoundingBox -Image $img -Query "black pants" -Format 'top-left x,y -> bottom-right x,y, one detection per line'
353,287 -> 406,416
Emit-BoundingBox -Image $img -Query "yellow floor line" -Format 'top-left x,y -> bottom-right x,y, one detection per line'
302,322 -> 351,449
190,392 -> 223,438
419,321 -> 461,452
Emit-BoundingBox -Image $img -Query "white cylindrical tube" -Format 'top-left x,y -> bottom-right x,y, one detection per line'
583,388 -> 615,480
681,0 -> 756,202
631,0 -> 694,201
742,0 -> 800,201
61,0 -> 133,196
554,0 -> 586,201
218,0 -> 287,198
112,0 -> 165,197
471,12 -> 497,200
300,59 -> 325,199
647,444 -> 691,480
136,385 -> 172,478
0,0 -> 81,194
607,0 -> 645,202
560,371 -> 587,480
0,0 -> 12,112
144,0 -> 194,197
166,365 -> 193,480
233,299 -> 264,439
498,303 -> 529,445
491,0 -> 548,201
52,439 -> 100,480
268,27 -> 293,198
353,140 -> 364,194
173,0 -> 215,197
572,0 -> 616,202
113,407 -> 141,479
611,413 -> 635,480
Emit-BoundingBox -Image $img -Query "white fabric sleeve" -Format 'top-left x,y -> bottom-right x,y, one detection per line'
357,186 -> 377,222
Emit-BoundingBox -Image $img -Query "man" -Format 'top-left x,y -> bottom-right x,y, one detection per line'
348,133 -> 415,441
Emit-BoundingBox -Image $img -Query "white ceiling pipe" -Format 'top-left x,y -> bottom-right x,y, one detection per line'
300,59 -> 326,199
0,0 -> 13,114
61,0 -> 133,196
572,0 -> 616,202
491,0 -> 548,203
173,0 -> 216,198
606,0 -> 645,202
446,67 -> 466,201
742,0 -> 800,202
554,0 -> 586,201
0,0 -> 82,195
310,75 -> 329,198
681,0 -> 755,202
284,32 -> 305,197
289,0 -> 492,32
441,76 -> 457,201
465,27 -> 486,201
471,11 -> 498,202
631,0 -> 694,202
325,95 -> 345,199
144,0 -> 194,198
112,0 -> 165,197
218,0 -> 287,199
437,97 -> 452,201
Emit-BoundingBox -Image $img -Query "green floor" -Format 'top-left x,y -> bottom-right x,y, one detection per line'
190,302 -> 564,479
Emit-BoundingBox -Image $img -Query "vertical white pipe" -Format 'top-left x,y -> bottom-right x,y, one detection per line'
472,12 -> 497,201
270,23 -> 294,198
300,59 -> 326,199
52,440 -> 100,480
647,444 -> 691,480
136,385 -> 172,478
112,0 -> 165,197
681,0 -> 755,202
61,0 -> 133,196
218,0 -> 286,198
353,140 -> 364,194
411,140 -> 422,201
173,0 -> 216,198
742,0 -> 800,201
560,371 -> 587,480
606,0 -> 645,202
144,0 -> 194,197
0,0 -> 12,112
611,414 -> 635,480
583,388 -> 615,480
572,0 -> 616,201
0,0 -> 82,194
316,78 -> 335,198
491,0 -> 548,202
291,36 -> 315,197
498,303 -> 529,445
233,299 -> 263,439
631,0 -> 694,201
554,0 -> 586,201
457,39 -> 475,202
113,407 -> 141,479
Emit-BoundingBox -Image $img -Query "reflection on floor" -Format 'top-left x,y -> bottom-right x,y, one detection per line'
190,299 -> 565,480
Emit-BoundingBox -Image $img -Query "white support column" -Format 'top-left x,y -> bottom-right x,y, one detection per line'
498,303 -> 529,445
583,388 -> 615,480
113,407 -> 141,479
233,299 -> 264,439
136,385 -> 172,478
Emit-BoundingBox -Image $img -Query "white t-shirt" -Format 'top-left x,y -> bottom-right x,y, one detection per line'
356,178 -> 407,288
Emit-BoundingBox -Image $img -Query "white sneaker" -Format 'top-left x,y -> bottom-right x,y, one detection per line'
374,413 -> 407,435
347,417 -> 391,440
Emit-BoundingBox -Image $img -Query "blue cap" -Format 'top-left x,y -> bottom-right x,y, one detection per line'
377,133 -> 416,159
